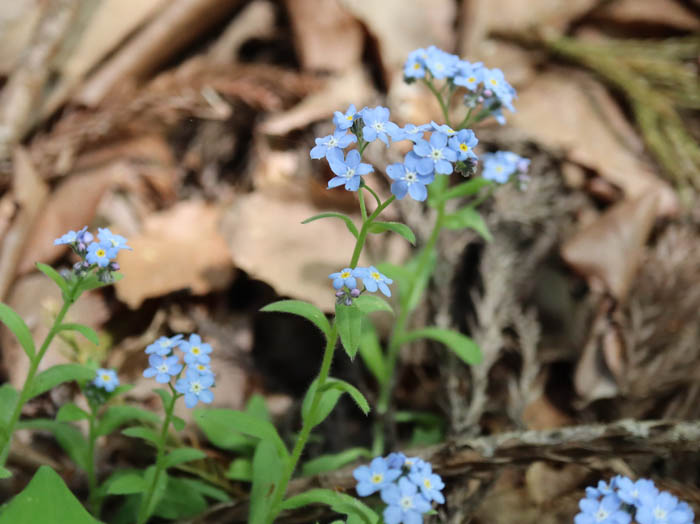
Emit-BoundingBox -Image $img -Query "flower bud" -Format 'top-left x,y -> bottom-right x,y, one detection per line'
350,288 -> 361,297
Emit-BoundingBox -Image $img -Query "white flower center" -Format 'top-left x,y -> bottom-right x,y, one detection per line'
371,473 -> 383,484
400,496 -> 413,510
372,122 -> 385,132
190,381 -> 202,394
595,509 -> 609,522
434,63 -> 444,71
653,507 -> 667,519
405,171 -> 417,183
328,137 -> 338,147
157,364 -> 169,373
344,168 -> 355,179
159,340 -> 169,347
430,147 -> 443,160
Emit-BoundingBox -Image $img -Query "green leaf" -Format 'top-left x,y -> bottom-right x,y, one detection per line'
226,458 -> 253,481
335,303 -> 363,359
245,393 -> 271,421
443,206 -> 492,240
29,364 -> 95,399
153,388 -> 173,409
193,409 -> 288,462
322,378 -> 370,415
367,221 -> 416,245
354,295 -> 393,315
96,405 -> 160,436
56,403 -> 89,422
178,477 -> 230,502
162,447 -> 206,469
0,303 -> 35,360
301,378 -> 342,429
0,466 -> 11,479
358,323 -> 386,384
400,327 -> 482,365
0,466 -> 100,524
440,177 -> 492,202
141,465 -> 168,521
17,420 -> 89,470
171,415 -> 186,431
249,440 -> 282,524
153,476 -> 207,519
36,263 -> 70,296
122,426 -> 160,446
56,323 -> 99,345
281,488 -> 378,524
106,472 -> 146,495
302,447 -> 371,476
74,272 -> 123,295
302,212 -> 359,239
260,300 -> 331,338
0,384 -> 19,429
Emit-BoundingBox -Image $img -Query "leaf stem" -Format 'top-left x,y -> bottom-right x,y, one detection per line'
87,408 -> 100,515
348,195 -> 396,269
423,78 -> 451,127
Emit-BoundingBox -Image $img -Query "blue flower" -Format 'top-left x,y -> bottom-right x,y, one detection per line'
387,152 -> 435,202
448,129 -> 478,161
482,68 -> 516,116
481,151 -> 516,183
145,335 -> 184,356
616,477 -> 658,506
143,354 -> 182,383
190,362 -> 214,376
386,452 -> 407,469
424,46 -> 459,79
327,149 -> 373,191
636,491 -> 694,524
355,266 -> 393,297
180,333 -> 213,365
54,226 -> 90,246
585,479 -> 618,501
329,267 -> 358,290
93,368 -> 119,392
575,494 -> 631,524
310,129 -> 357,159
353,456 -> 402,497
381,477 -> 431,524
333,104 -> 359,130
394,123 -> 430,144
453,60 -> 483,90
404,48 -> 428,79
408,461 -> 445,504
97,228 -> 131,252
413,132 -> 457,175
86,242 -> 118,267
361,106 -> 400,146
175,369 -> 215,408
430,121 -> 457,137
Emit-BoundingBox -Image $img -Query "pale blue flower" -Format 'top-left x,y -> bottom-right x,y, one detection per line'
636,491 -> 694,524
361,106 -> 400,146
327,149 -> 373,191
381,477 -> 431,524
413,132 -> 457,175
430,121 -> 457,137
453,60 -> 483,90
143,354 -> 182,383
190,362 -> 214,377
355,266 -> 393,297
86,242 -> 118,267
394,123 -> 430,144
448,129 -> 478,161
333,104 -> 359,130
575,494 -> 631,524
54,226 -> 90,246
93,368 -> 119,392
180,334 -> 213,365
310,129 -> 357,159
408,461 -> 445,504
482,151 -> 528,184
175,368 -> 215,408
97,228 -> 131,252
353,456 -> 401,497
616,477 -> 658,506
404,48 -> 428,79
145,335 -> 184,356
329,267 -> 358,290
386,152 -> 434,201
424,46 -> 459,79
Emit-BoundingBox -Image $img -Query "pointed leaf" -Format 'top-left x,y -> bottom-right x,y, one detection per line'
178,477 -> 230,502
261,300 -> 331,338
400,327 -> 482,365
358,323 -> 386,384
29,364 -> 95,399
162,447 -> 206,469
74,272 -> 124,295
443,206 -> 492,240
367,221 -> 415,245
18,419 -> 89,470
249,440 -> 282,524
322,378 -> 370,415
153,388 -> 173,408
281,488 -> 378,524
106,472 -> 146,495
302,212 -> 359,239
0,303 -> 35,360
171,415 -> 186,431
142,465 -> 168,520
301,378 -> 342,429
36,263 -> 70,296
57,323 -> 99,345
153,476 -> 207,519
56,403 -> 89,422
122,426 -> 160,446
335,303 -> 363,359
354,295 -> 393,315
440,177 -> 492,201
96,405 -> 160,436
226,458 -> 253,481
0,384 -> 19,429
302,447 -> 372,476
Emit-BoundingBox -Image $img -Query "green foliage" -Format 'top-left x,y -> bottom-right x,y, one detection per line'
122,426 -> 160,447
261,300 -> 331,338
29,364 -> 95,399
281,489 -> 378,524
0,384 -> 18,429
302,212 -> 359,239
162,447 -> 206,469
335,303 -> 363,359
435,177 -> 492,203
227,458 -> 253,481
0,466 -> 100,524
18,419 -> 89,470
442,206 -> 492,240
301,378 -> 343,429
56,323 -> 99,345
354,295 -> 393,316
302,447 -> 372,476
249,440 -> 283,524
106,472 -> 146,495
140,465 -> 168,521
36,263 -> 70,297
0,303 -> 35,360
368,221 -> 416,245
56,402 -> 89,422
358,323 -> 386,385
400,327 -> 482,365
153,476 -> 207,519
96,405 -> 160,436
322,378 -> 370,415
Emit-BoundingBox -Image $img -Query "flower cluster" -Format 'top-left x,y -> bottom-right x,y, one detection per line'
93,368 -> 119,392
575,476 -> 694,524
353,453 -> 444,524
143,333 -> 215,408
404,45 -> 516,125
481,151 -> 530,185
54,226 -> 131,281
330,265 -> 393,302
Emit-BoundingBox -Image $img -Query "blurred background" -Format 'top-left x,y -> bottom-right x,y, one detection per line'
0,0 -> 698,522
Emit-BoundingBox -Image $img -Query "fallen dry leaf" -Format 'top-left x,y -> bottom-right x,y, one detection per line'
508,70 -> 677,215
284,0 -> 364,72
561,192 -> 659,302
525,462 -> 590,504
114,200 -> 235,309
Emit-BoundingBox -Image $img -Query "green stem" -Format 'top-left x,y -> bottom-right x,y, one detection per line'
348,195 -> 396,269
423,79 -> 451,127
0,282 -> 78,467
87,410 -> 99,516
136,387 -> 178,524
456,107 -> 474,130
362,183 -> 382,209
267,323 -> 339,523
358,188 -> 367,222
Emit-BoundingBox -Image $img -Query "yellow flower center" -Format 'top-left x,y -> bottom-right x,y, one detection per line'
101,374 -> 111,382
341,271 -> 351,279
371,473 -> 383,484
191,346 -> 200,355
413,63 -> 421,70
96,248 -> 106,257
495,166 -> 503,173
346,115 -> 353,120
490,78 -> 498,86
459,144 -> 469,152
467,76 -> 476,83
371,272 -> 381,280
423,478 -> 432,489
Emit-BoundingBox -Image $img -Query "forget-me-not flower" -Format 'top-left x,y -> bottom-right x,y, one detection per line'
424,46 -> 459,79
353,456 -> 402,496
180,333 -> 213,365
448,129 -> 478,161
430,121 -> 457,137
333,104 -> 359,130
54,226 -> 91,246
403,48 -> 427,79
616,477 -> 658,506
86,242 -> 118,267
175,369 -> 215,408
327,149 -> 373,191
636,491 -> 694,524
386,152 -> 435,202
310,129 -> 357,159
355,266 -> 393,297
394,123 -> 430,144
575,494 -> 631,524
329,267 -> 359,290
361,106 -> 400,146
97,228 -> 131,252
453,60 -> 483,90
145,335 -> 183,356
381,477 -> 431,524
414,132 -> 457,175
93,368 -> 119,392
482,151 -> 528,184
143,354 -> 182,383
191,362 -> 214,376
408,461 -> 445,504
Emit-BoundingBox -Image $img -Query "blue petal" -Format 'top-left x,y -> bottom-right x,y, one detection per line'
386,164 -> 404,181
391,181 -> 408,200
408,183 -> 427,201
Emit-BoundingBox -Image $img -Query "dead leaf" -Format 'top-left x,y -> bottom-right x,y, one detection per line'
592,0 -> 699,31
522,394 -> 574,431
114,201 -> 235,308
561,192 -> 659,302
525,462 -> 590,504
508,70 -> 677,215
284,0 -> 364,72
